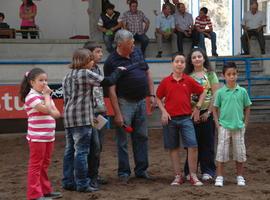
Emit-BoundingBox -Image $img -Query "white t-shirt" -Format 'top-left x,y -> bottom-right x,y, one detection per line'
241,10 -> 266,30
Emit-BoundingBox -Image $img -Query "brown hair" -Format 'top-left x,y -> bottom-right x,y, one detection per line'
70,48 -> 94,69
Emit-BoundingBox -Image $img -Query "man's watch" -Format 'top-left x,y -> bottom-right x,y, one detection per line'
149,94 -> 156,97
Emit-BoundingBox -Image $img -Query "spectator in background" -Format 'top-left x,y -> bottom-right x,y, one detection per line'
0,12 -> 10,29
155,4 -> 175,58
174,3 -> 197,54
19,0 -> 38,39
195,7 -> 218,57
163,0 -> 176,15
98,3 -> 122,53
122,0 -> 150,56
241,1 -> 266,55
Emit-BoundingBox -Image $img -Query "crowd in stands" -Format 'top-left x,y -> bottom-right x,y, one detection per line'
0,0 -> 267,55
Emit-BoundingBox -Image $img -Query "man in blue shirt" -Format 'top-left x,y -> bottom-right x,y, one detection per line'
104,29 -> 155,183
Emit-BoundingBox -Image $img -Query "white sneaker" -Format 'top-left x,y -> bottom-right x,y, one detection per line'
215,176 -> 224,187
202,173 -> 213,181
170,175 -> 184,186
237,176 -> 246,186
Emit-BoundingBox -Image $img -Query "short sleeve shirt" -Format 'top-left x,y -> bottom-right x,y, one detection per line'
155,13 -> 175,32
190,71 -> 219,110
174,12 -> 193,31
121,10 -> 149,35
241,10 -> 266,30
214,85 -> 252,130
195,15 -> 212,30
156,73 -> 204,116
103,47 -> 149,101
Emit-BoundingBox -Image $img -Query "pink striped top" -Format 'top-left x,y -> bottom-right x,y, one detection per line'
25,89 -> 56,142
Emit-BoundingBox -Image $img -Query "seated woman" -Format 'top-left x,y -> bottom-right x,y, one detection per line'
19,0 -> 38,39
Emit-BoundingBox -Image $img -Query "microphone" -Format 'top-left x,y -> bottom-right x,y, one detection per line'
122,124 -> 133,133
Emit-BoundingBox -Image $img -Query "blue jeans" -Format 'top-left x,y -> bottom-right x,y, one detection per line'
184,114 -> 216,177
103,34 -> 115,53
88,122 -> 105,180
62,126 -> 92,191
116,98 -> 149,177
133,33 -> 149,56
198,32 -> 217,55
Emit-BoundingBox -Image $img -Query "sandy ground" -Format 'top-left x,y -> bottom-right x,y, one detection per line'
0,123 -> 270,200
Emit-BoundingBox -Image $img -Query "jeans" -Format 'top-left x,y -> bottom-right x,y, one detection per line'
116,98 -> 149,177
176,31 -> 198,53
184,114 -> 216,177
103,33 -> 115,53
133,33 -> 149,56
198,31 -> 217,55
62,126 -> 92,191
88,124 -> 105,180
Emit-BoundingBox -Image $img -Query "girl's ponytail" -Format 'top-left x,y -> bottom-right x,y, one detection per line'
19,72 -> 31,103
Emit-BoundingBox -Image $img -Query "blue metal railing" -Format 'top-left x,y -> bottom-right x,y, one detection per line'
1,57 -> 270,99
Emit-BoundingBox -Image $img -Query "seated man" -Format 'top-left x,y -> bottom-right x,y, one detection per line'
97,3 -> 122,53
241,1 -> 266,55
122,0 -> 150,56
155,4 -> 175,58
174,3 -> 197,54
195,7 -> 218,56
0,12 -> 10,29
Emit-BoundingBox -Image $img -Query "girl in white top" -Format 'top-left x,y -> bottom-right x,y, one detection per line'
19,68 -> 62,200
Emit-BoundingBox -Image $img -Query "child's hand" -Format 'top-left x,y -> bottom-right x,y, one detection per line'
117,66 -> 127,71
43,85 -> 53,95
161,112 -> 171,125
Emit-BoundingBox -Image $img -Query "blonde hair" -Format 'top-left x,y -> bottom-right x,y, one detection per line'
70,48 -> 94,69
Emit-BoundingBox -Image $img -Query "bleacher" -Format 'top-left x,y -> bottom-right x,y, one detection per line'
0,38 -> 270,132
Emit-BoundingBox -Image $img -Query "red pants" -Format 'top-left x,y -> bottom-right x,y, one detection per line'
27,141 -> 54,200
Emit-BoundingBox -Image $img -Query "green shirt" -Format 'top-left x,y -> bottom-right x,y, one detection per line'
214,84 -> 252,130
191,71 -> 219,110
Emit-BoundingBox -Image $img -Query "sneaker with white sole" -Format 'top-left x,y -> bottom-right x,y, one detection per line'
170,174 -> 184,186
189,174 -> 203,186
202,173 -> 213,181
237,176 -> 246,186
214,176 -> 224,187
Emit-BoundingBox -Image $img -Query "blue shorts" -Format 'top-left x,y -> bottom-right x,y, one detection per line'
163,115 -> 198,149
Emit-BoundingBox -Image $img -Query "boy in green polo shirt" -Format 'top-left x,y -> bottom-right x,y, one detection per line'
213,62 -> 251,187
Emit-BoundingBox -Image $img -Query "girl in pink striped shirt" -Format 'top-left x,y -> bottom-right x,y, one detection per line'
19,68 -> 62,200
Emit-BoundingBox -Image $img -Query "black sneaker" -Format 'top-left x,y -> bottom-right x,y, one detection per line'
212,53 -> 218,57
44,192 -> 62,199
156,51 -> 162,58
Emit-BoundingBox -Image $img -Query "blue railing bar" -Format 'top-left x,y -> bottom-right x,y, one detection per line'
246,60 -> 252,96
210,57 -> 270,62
0,60 -> 71,65
251,96 -> 270,100
0,57 -> 270,65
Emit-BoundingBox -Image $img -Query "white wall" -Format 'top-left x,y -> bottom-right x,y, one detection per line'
1,0 -> 89,39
